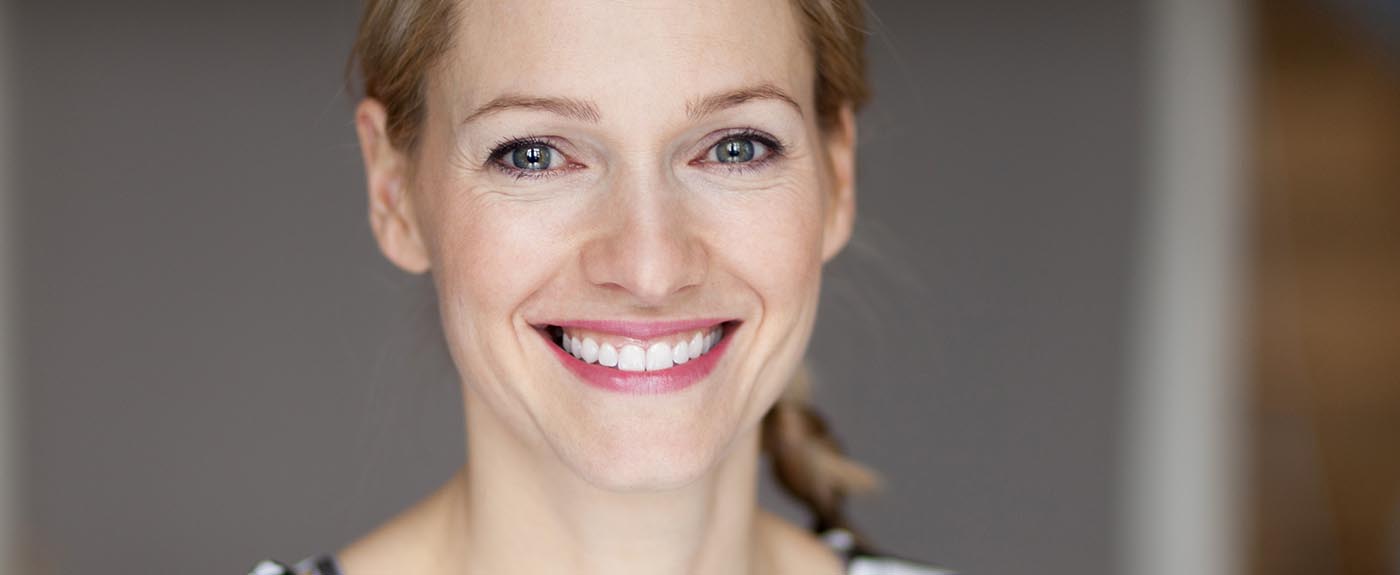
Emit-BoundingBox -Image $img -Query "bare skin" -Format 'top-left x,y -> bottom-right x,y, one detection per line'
345,0 -> 858,573
336,430 -> 844,575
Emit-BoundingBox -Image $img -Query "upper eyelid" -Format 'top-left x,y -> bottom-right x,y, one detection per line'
481,138 -> 577,181
705,128 -> 784,148
486,137 -> 580,169
692,130 -> 785,162
487,136 -> 566,159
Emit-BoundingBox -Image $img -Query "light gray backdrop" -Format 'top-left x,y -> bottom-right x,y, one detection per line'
13,1 -> 1142,573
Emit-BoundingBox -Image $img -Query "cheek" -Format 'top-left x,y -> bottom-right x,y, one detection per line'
703,179 -> 827,299
439,201 -> 555,300
411,122 -> 580,324
420,185 -> 575,366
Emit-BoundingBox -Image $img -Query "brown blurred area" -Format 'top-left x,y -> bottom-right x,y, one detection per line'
1251,0 -> 1400,573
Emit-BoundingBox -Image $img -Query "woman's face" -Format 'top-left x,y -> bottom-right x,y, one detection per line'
358,0 -> 856,491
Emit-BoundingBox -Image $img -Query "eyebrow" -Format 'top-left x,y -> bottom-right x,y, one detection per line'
460,95 -> 602,125
686,84 -> 804,121
459,83 -> 803,127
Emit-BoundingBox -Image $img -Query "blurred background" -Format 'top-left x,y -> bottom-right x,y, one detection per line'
0,0 -> 1395,573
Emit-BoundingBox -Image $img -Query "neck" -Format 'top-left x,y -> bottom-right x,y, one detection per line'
448,388 -> 774,575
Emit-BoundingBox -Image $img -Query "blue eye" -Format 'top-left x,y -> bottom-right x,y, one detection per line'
509,144 -> 556,170
488,137 -> 570,179
701,131 -> 786,169
711,137 -> 766,164
716,138 -> 755,163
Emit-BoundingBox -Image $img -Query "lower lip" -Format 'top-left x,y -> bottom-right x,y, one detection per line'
543,325 -> 735,394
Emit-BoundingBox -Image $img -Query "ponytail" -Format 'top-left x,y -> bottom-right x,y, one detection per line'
761,364 -> 881,548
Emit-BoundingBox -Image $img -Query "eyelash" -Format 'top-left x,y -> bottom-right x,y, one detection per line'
483,129 -> 788,181
696,129 -> 787,175
486,135 -> 568,181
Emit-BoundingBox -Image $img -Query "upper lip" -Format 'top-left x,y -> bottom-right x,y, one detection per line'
536,318 -> 735,339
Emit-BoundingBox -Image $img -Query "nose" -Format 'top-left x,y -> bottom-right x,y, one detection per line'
580,168 -> 706,307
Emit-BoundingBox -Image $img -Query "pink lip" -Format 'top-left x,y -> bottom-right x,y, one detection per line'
545,318 -> 733,339
541,322 -> 737,394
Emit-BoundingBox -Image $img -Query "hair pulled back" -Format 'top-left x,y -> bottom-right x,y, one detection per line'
350,0 -> 879,544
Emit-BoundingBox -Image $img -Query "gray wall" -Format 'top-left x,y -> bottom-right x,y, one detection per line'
1,0 -> 17,572
12,1 -> 1143,573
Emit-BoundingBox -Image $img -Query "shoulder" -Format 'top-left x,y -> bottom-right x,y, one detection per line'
846,554 -> 956,575
821,528 -> 956,575
247,556 -> 340,575
249,483 -> 453,575
758,511 -> 954,575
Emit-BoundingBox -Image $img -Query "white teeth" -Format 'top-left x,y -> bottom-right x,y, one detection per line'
597,343 -> 618,367
559,325 -> 729,371
617,345 -> 646,372
646,342 -> 674,371
689,332 -> 703,359
580,338 -> 599,364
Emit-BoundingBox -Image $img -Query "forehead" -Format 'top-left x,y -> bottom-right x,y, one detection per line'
440,0 -> 813,121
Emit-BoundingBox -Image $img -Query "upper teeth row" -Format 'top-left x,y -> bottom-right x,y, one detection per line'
562,328 -> 723,372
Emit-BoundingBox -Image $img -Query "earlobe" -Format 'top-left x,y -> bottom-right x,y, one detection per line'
355,99 -> 431,274
820,105 -> 858,263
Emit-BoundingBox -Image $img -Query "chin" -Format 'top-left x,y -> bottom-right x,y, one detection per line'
550,415 -> 734,492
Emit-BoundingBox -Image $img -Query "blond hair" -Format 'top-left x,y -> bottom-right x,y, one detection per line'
350,0 -> 880,542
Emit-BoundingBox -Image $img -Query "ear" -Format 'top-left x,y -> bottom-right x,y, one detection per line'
355,98 -> 431,274
820,104 -> 858,262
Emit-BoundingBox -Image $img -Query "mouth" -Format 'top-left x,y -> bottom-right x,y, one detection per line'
534,319 -> 739,394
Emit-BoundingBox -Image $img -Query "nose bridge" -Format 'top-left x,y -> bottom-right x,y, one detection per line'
582,165 -> 705,304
